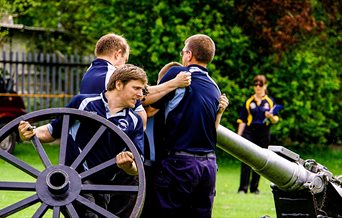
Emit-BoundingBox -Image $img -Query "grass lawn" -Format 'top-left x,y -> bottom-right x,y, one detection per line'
213,151 -> 277,218
0,143 -> 342,217
213,147 -> 342,218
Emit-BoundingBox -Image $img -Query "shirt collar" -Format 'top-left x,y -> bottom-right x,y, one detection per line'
94,58 -> 113,66
188,64 -> 208,73
101,91 -> 127,118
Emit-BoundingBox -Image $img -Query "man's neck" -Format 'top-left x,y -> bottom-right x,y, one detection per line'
186,61 -> 207,68
105,91 -> 125,115
96,55 -> 115,66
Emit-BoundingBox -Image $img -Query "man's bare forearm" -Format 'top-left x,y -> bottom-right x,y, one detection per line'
142,71 -> 191,106
142,81 -> 178,106
35,125 -> 56,143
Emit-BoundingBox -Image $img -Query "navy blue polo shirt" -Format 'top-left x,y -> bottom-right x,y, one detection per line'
237,95 -> 277,126
80,58 -> 143,112
80,59 -> 116,94
152,64 -> 221,154
48,91 -> 144,180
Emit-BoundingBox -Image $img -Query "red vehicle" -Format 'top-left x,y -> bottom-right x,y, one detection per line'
0,76 -> 26,153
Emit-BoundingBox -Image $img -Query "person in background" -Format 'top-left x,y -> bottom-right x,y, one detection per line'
80,33 -> 191,130
19,64 -> 147,217
237,74 -> 280,194
150,34 -> 228,217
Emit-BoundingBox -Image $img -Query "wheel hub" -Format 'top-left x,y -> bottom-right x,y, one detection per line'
36,165 -> 81,207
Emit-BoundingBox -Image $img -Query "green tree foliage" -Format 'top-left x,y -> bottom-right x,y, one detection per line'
2,0 -> 341,150
263,35 -> 341,149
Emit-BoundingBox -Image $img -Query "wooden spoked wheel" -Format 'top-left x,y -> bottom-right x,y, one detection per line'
0,108 -> 145,218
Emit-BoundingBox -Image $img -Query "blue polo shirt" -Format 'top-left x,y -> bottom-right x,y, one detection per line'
152,64 -> 221,154
48,91 -> 144,180
80,58 -> 144,112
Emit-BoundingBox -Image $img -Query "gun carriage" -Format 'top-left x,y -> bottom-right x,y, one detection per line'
217,125 -> 342,217
0,109 -> 341,217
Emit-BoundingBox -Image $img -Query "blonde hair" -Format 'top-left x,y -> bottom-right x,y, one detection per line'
157,61 -> 182,83
95,33 -> 130,57
185,34 -> 215,64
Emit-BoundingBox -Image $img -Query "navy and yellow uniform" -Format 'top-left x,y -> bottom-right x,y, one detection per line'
237,94 -> 278,193
237,94 -> 277,126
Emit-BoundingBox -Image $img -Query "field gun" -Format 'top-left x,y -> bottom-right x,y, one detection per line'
217,125 -> 342,217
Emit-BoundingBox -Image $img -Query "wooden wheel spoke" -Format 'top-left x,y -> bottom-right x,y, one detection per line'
53,206 -> 61,218
0,194 -> 40,217
75,195 -> 118,218
59,114 -> 70,165
32,203 -> 49,218
65,203 -> 79,218
0,149 -> 40,178
31,135 -> 52,168
80,157 -> 116,180
0,181 -> 36,191
82,184 -> 139,193
70,125 -> 107,170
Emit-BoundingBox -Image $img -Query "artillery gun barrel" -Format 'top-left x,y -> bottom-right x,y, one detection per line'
217,124 -> 342,216
216,125 -> 316,191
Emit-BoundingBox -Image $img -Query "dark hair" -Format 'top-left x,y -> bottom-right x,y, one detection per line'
185,34 -> 215,64
107,64 -> 147,91
95,33 -> 130,57
253,74 -> 267,84
253,74 -> 268,94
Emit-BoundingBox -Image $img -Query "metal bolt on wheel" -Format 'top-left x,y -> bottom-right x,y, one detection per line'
0,108 -> 145,218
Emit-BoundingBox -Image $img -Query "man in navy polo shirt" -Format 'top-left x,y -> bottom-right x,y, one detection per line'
19,64 -> 147,217
151,34 -> 228,217
80,33 -> 191,130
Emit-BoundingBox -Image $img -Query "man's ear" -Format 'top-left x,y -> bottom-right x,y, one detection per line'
188,51 -> 193,62
112,49 -> 120,60
116,49 -> 123,58
116,80 -> 123,90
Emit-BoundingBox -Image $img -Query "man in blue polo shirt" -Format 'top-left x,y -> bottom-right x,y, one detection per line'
150,34 -> 228,217
19,64 -> 147,217
80,33 -> 191,130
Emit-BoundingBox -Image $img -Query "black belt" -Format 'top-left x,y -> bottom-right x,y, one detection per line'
172,151 -> 215,157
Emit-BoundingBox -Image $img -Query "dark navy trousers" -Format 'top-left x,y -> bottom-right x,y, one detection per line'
152,153 -> 217,218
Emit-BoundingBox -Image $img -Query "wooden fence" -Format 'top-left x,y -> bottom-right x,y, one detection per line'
0,51 -> 92,112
